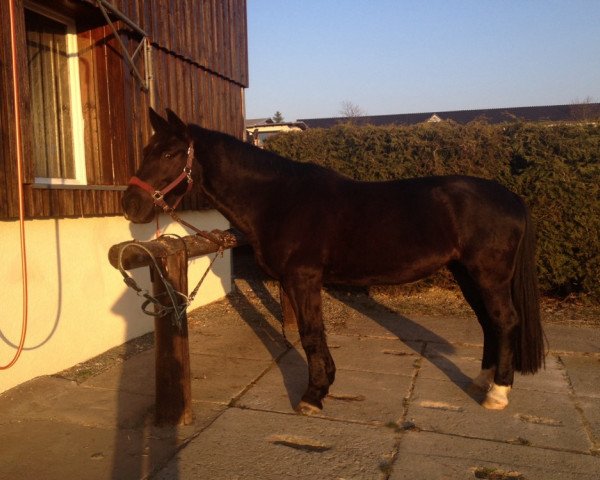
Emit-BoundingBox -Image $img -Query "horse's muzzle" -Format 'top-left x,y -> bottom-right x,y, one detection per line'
121,189 -> 156,224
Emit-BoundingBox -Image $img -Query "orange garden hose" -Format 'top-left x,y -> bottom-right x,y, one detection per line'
1,0 -> 29,370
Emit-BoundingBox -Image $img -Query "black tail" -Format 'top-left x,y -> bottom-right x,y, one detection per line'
512,208 -> 546,374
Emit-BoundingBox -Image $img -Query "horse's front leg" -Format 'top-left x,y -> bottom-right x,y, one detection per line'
282,268 -> 335,415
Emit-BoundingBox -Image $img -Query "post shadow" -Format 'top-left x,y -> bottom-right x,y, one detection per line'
109,286 -> 182,480
107,222 -> 181,480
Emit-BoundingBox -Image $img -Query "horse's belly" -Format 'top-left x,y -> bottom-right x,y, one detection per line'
324,252 -> 449,286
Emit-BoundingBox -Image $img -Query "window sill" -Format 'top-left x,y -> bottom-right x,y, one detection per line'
31,184 -> 128,191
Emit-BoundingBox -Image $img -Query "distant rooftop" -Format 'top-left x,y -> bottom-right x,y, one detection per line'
298,103 -> 600,128
245,118 -> 308,130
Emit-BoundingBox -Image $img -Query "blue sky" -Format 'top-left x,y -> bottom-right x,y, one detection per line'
245,1 -> 600,121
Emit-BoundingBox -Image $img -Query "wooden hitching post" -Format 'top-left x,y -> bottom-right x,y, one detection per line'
108,229 -> 245,426
152,249 -> 193,426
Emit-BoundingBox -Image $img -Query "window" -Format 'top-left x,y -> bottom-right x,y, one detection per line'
25,5 -> 86,185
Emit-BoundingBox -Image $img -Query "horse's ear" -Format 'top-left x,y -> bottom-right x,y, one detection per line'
165,109 -> 187,132
148,107 -> 170,134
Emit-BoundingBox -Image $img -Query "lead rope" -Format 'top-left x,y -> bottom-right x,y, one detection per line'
118,242 -> 187,327
117,235 -> 223,328
162,233 -> 224,306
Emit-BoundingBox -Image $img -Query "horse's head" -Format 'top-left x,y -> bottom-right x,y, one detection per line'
122,108 -> 194,223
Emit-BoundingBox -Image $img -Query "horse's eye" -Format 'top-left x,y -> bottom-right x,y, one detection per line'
164,153 -> 172,159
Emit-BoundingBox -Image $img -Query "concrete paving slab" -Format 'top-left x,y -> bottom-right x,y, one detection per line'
0,376 -> 154,429
546,324 -> 600,354
3,285 -> 600,480
391,430 -> 600,480
407,376 -> 592,452
418,353 -> 481,386
1,419 -> 141,480
327,334 -> 422,374
406,315 -> 484,345
188,319 -> 290,361
0,397 -> 226,480
327,309 -> 404,339
233,358 -> 306,412
153,407 -> 397,480
323,368 -> 414,424
237,351 -> 415,424
577,396 -> 600,453
424,342 -> 482,359
513,354 -> 570,394
84,349 -> 155,396
190,353 -> 272,404
337,311 -> 483,346
419,351 -> 569,394
561,355 -> 600,398
0,376 -> 76,420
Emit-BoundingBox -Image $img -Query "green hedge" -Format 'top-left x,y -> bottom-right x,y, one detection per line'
264,121 -> 600,300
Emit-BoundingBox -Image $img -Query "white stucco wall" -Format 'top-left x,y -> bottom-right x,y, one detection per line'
0,210 -> 231,394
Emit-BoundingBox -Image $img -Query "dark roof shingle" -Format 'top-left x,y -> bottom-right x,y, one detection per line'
299,103 -> 600,128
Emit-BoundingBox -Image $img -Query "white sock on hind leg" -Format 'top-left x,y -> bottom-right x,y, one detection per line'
482,383 -> 511,410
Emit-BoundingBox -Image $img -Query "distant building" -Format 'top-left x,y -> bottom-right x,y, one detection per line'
245,118 -> 307,147
299,103 -> 600,128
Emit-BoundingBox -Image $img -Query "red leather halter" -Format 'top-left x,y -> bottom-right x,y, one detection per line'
128,143 -> 195,212
127,142 -> 235,248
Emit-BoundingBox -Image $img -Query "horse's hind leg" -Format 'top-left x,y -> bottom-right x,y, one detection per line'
449,262 -> 497,391
281,268 -> 335,415
477,285 -> 520,410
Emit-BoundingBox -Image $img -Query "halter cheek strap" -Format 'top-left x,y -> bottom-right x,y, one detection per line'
128,143 -> 195,212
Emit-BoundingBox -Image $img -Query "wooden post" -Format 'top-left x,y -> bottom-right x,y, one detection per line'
108,229 -> 246,426
152,249 -> 193,425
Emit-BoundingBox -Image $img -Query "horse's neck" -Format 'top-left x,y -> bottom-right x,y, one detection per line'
197,138 -> 280,235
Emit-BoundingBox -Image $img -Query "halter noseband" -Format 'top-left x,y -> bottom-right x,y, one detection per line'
128,142 -> 195,212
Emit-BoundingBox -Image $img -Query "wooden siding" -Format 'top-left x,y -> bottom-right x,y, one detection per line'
0,0 -> 248,220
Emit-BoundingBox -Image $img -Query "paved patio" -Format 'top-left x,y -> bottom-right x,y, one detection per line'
1,278 -> 599,479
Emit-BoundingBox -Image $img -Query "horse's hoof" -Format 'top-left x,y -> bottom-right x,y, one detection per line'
482,384 -> 511,410
295,400 -> 322,416
470,368 -> 495,392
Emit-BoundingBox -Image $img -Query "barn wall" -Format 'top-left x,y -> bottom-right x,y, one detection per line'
0,0 -> 247,393
0,0 -> 249,219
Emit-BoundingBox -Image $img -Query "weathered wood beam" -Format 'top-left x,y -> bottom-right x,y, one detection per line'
153,250 -> 192,425
108,228 -> 247,270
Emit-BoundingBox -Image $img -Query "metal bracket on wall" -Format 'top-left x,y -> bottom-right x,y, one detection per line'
94,0 -> 153,93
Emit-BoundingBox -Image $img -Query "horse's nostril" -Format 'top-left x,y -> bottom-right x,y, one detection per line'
122,194 -> 139,216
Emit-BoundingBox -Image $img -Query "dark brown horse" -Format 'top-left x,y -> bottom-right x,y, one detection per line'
122,109 -> 545,414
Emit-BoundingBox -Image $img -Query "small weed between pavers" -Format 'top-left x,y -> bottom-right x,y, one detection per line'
382,349 -> 411,356
266,434 -> 331,452
508,437 -> 531,446
474,467 -> 525,479
515,414 -> 563,427
419,400 -> 464,412
327,393 -> 366,402
378,459 -> 393,475
385,420 -> 420,432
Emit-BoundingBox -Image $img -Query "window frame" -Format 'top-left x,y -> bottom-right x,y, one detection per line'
24,1 -> 87,187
